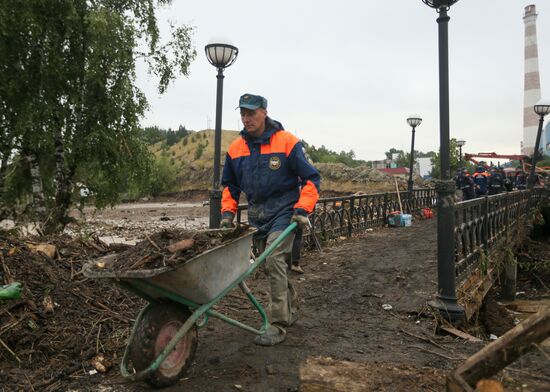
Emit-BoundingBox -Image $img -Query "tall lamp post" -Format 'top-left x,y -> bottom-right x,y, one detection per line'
456,139 -> 465,167
406,115 -> 422,192
528,99 -> 550,189
205,39 -> 238,228
422,0 -> 464,322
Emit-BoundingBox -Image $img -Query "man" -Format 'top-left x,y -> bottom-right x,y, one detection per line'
472,165 -> 490,197
515,169 -> 527,190
455,168 -> 475,200
488,167 -> 504,195
220,93 -> 321,346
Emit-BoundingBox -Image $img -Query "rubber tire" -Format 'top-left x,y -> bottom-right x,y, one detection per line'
127,301 -> 198,388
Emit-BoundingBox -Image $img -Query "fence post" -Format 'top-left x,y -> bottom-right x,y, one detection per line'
383,193 -> 389,224
483,196 -> 489,253
500,193 -> 516,301
348,196 -> 355,237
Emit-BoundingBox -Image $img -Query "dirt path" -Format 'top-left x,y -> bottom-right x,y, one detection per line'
87,219 -> 490,391
4,211 -> 548,391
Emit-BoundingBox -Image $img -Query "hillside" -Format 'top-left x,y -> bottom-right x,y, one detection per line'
150,129 -> 402,195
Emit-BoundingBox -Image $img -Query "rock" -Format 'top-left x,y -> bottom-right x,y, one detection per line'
27,243 -> 56,259
266,364 -> 275,375
91,354 -> 112,373
42,296 -> 54,313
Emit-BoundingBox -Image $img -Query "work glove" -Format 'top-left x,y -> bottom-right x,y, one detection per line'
220,213 -> 235,229
291,209 -> 310,229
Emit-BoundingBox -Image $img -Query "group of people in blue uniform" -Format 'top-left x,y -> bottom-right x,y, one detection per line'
455,166 -> 528,201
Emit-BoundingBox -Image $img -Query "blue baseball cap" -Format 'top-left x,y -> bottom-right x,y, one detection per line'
238,93 -> 267,110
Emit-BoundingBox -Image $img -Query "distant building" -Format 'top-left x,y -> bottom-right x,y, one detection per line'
542,122 -> 550,157
377,167 -> 409,178
371,159 -> 392,169
416,157 -> 433,178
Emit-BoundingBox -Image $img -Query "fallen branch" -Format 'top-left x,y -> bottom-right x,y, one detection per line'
400,328 -> 448,351
0,253 -> 13,284
507,367 -> 550,382
145,233 -> 161,251
408,345 -> 462,361
0,336 -> 21,363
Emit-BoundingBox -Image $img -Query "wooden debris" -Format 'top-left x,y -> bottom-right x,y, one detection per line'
458,267 -> 494,321
447,308 -> 550,391
300,356 -> 446,392
440,326 -> 482,343
167,238 -> 194,253
26,243 -> 57,259
503,299 -> 550,314
0,253 -> 14,283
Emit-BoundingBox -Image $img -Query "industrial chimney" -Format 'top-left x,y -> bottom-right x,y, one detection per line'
522,4 -> 542,155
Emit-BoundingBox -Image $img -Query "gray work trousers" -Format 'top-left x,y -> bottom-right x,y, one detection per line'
254,231 -> 297,327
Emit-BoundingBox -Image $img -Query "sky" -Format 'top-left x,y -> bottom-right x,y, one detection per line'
136,0 -> 550,162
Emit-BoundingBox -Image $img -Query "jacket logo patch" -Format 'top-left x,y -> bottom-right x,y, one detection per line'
269,156 -> 281,170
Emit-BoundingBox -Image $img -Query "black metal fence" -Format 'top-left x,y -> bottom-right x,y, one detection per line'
236,188 -> 436,248
454,188 -> 550,283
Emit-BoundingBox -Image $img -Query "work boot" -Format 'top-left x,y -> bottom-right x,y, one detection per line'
253,325 -> 286,346
290,265 -> 304,274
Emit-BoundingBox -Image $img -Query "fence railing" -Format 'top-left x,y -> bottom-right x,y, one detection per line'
236,188 -> 437,248
454,188 -> 550,283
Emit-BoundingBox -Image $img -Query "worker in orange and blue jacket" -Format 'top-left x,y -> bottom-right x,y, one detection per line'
472,165 -> 490,197
220,93 -> 321,346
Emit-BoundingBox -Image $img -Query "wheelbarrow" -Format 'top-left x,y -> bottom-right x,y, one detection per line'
83,222 -> 297,388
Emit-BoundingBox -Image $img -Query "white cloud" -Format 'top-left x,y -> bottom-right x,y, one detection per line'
137,0 -> 550,161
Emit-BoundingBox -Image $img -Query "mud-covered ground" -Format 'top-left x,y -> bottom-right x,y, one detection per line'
1,202 -> 549,392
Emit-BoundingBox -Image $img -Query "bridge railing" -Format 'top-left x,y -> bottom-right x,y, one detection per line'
454,188 -> 550,283
236,188 -> 437,248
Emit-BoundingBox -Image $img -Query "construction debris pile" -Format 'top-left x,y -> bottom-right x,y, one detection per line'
99,225 -> 251,272
0,234 -> 140,390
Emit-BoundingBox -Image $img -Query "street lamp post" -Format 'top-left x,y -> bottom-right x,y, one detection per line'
406,115 -> 422,192
456,139 -> 465,168
205,39 -> 238,228
528,99 -> 550,189
422,0 -> 464,322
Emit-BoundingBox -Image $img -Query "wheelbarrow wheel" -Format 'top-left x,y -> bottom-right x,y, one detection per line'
128,301 -> 198,388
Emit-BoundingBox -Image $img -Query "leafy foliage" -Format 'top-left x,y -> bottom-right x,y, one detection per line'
0,0 -> 196,229
194,143 -> 206,160
429,139 -> 462,178
304,142 -> 366,167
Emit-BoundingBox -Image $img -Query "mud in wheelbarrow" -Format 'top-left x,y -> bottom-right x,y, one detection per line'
83,223 -> 296,388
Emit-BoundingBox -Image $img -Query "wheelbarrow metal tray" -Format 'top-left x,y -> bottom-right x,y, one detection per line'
84,228 -> 256,304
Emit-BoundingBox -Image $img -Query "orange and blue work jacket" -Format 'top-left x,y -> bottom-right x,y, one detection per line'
221,117 -> 321,237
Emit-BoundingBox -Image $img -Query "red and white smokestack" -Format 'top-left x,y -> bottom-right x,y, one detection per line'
523,4 -> 542,155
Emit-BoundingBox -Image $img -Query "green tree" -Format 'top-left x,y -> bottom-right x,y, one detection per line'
430,139 -> 462,178
176,125 -> 188,139
194,143 -> 205,160
142,126 -> 165,144
149,157 -> 178,196
0,0 -> 196,231
166,128 -> 178,146
384,148 -> 404,161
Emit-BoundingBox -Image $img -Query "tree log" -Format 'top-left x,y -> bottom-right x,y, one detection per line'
167,239 -> 194,253
448,308 -> 550,390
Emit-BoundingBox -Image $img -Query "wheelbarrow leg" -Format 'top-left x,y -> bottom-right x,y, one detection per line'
239,282 -> 270,334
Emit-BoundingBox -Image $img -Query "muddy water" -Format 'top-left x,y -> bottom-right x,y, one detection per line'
67,202 -> 211,242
